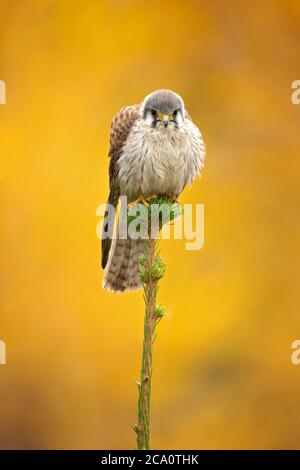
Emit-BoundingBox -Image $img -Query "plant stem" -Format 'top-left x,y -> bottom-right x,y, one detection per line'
136,238 -> 159,450
132,196 -> 179,449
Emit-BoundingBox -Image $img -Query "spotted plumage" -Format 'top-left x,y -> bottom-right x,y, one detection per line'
102,90 -> 205,292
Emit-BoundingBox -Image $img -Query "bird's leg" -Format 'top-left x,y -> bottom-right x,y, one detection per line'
128,198 -> 142,208
143,195 -> 160,205
128,191 -> 148,208
128,194 -> 160,207
128,194 -> 179,208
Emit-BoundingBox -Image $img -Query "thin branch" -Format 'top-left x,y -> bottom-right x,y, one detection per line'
132,196 -> 181,450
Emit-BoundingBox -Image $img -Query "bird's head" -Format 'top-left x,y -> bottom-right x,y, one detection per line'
141,89 -> 185,129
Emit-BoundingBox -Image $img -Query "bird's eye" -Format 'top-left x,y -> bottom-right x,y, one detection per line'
151,109 -> 157,117
173,109 -> 178,117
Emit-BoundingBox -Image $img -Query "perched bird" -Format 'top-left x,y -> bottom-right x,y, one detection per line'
102,89 -> 205,292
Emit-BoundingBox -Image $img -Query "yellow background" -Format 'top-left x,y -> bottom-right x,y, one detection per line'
1,0 -> 300,449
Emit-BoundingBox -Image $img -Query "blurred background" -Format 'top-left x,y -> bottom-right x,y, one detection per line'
1,0 -> 300,449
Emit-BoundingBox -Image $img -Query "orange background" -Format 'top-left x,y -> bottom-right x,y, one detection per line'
1,0 -> 300,449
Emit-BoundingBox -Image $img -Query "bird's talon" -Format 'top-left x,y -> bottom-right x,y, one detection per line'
171,196 -> 179,204
144,195 -> 159,205
162,194 -> 180,204
128,199 -> 141,208
128,195 -> 154,208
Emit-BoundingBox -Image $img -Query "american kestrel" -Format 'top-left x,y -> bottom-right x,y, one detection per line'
102,89 -> 205,292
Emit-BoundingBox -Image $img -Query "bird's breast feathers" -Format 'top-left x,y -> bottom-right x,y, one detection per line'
117,118 -> 205,201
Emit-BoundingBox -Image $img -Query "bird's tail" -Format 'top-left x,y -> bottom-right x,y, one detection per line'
101,187 -> 119,270
103,233 -> 145,292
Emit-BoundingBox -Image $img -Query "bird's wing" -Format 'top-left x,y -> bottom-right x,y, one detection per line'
180,108 -> 205,192
102,105 -> 140,269
108,105 -> 140,187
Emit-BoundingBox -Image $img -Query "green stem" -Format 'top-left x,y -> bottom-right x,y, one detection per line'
136,237 -> 158,450
132,196 -> 178,449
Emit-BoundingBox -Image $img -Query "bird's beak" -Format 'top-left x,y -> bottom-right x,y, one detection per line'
158,113 -> 172,127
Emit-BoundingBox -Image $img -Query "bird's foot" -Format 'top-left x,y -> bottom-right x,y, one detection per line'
143,195 -> 160,206
128,194 -> 179,208
161,194 -> 180,205
171,195 -> 180,204
127,198 -> 140,208
127,195 -> 159,208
